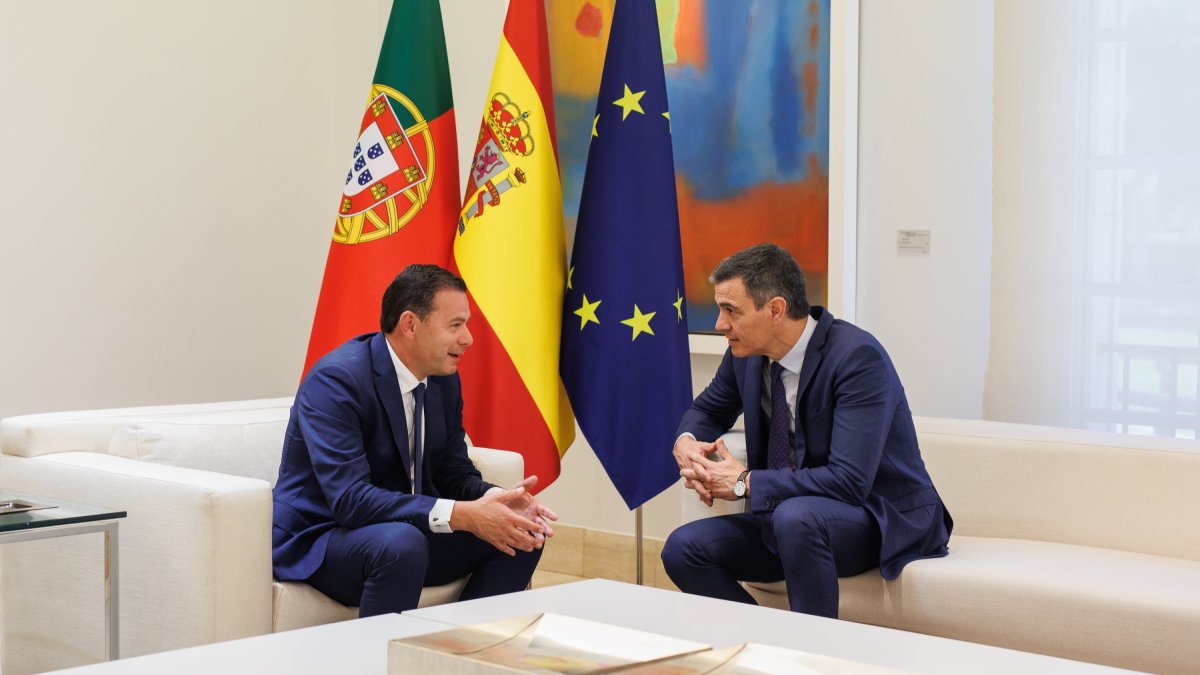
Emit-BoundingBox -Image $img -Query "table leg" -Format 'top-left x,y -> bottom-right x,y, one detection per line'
105,524 -> 120,661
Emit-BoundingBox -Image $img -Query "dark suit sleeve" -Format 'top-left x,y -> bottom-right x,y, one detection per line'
431,376 -> 493,500
297,364 -> 438,531
750,343 -> 895,510
677,349 -> 744,441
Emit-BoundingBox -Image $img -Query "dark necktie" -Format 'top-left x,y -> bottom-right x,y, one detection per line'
412,383 -> 426,496
763,361 -> 791,552
767,361 -> 792,471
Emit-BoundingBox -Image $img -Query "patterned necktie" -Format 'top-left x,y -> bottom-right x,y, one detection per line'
412,383 -> 426,496
763,361 -> 791,552
767,361 -> 792,471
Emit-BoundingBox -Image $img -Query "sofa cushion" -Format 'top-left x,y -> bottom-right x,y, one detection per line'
745,535 -> 1200,673
109,408 -> 290,485
0,397 -> 294,458
914,416 -> 1200,561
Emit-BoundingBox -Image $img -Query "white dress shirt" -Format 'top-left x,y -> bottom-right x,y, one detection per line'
386,341 -> 455,533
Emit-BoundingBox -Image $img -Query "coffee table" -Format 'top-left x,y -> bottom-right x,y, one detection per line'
408,579 -> 1131,673
43,614 -> 452,674
0,490 -> 125,661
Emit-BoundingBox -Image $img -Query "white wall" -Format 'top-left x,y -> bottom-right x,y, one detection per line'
0,1 -> 339,417
855,0 -> 994,420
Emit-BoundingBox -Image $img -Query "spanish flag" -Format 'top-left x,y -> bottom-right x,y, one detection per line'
303,0 -> 459,375
452,0 -> 574,489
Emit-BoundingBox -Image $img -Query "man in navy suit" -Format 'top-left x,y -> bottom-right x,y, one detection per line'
272,264 -> 555,616
662,244 -> 952,618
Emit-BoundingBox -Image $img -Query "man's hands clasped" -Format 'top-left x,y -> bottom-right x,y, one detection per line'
451,475 -> 557,556
674,436 -> 748,506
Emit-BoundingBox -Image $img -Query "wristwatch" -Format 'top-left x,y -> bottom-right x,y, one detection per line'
733,470 -> 750,498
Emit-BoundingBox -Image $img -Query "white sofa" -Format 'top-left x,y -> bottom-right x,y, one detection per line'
0,397 -> 524,675
681,417 -> 1200,673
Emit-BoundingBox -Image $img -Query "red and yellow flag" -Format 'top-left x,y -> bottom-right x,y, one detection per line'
452,0 -> 574,489
304,0 -> 459,375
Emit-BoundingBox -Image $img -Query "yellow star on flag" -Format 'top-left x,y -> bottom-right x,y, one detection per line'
567,266 -> 575,290
592,114 -> 599,138
574,294 -> 601,330
662,111 -> 671,132
613,84 -> 646,120
673,291 -> 684,320
621,304 -> 656,340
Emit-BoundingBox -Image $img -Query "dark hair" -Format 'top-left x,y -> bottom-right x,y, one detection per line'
709,243 -> 810,319
380,264 -> 468,333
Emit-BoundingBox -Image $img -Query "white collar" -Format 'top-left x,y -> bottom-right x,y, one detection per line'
384,337 -> 427,395
776,313 -> 816,374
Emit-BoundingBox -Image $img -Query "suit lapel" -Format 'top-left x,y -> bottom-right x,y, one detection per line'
743,355 -> 766,469
370,334 -> 412,484
792,308 -> 833,465
795,308 -> 832,407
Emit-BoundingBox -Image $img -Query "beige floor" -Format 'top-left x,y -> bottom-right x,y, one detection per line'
530,524 -> 680,592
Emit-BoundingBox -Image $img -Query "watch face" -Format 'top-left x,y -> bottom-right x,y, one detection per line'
733,480 -> 746,497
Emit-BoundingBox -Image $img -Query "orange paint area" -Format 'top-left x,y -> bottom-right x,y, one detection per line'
677,155 -> 829,313
575,2 -> 602,37
674,0 -> 707,70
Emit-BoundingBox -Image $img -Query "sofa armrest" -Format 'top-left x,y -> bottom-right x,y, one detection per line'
0,452 -> 273,673
468,445 -> 525,489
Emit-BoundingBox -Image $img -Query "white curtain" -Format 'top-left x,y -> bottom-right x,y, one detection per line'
986,0 -> 1200,438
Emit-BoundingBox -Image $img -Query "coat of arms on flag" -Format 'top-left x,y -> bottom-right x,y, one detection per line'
458,92 -> 534,235
332,86 -> 440,246
339,93 -> 426,218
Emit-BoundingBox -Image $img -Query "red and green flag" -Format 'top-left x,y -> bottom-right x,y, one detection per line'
304,0 -> 460,374
452,0 -> 574,489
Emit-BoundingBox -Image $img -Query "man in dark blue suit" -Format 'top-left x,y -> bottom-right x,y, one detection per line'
272,264 -> 555,616
662,244 -> 952,618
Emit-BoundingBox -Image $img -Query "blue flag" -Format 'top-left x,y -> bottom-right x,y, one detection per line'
560,0 -> 693,510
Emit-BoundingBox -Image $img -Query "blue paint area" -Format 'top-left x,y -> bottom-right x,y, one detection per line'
664,0 -> 830,199
771,1 -> 801,175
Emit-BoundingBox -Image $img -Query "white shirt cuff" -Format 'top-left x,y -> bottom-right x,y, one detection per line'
429,498 -> 455,533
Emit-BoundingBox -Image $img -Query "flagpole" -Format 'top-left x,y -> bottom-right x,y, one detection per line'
635,506 -> 644,585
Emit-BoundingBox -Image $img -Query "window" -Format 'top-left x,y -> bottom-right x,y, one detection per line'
987,0 -> 1200,438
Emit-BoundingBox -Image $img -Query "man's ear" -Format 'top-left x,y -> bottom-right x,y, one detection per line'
396,310 -> 418,339
768,296 -> 788,321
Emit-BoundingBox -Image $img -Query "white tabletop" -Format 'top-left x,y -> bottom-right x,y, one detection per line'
408,579 -> 1131,674
44,614 -> 451,675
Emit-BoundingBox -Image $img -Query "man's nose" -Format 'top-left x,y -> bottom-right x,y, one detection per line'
461,326 -> 474,347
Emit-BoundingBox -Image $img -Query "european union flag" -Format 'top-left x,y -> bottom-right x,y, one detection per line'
561,0 -> 692,510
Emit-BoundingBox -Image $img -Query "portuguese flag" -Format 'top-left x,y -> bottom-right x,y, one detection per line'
452,0 -> 574,490
303,0 -> 460,375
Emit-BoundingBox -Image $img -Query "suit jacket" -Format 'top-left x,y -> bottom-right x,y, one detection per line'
272,332 -> 493,581
678,307 -> 952,579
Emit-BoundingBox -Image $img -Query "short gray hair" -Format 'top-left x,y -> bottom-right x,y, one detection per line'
709,243 -> 810,319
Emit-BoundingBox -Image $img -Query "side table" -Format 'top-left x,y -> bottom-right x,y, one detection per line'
0,490 -> 126,661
